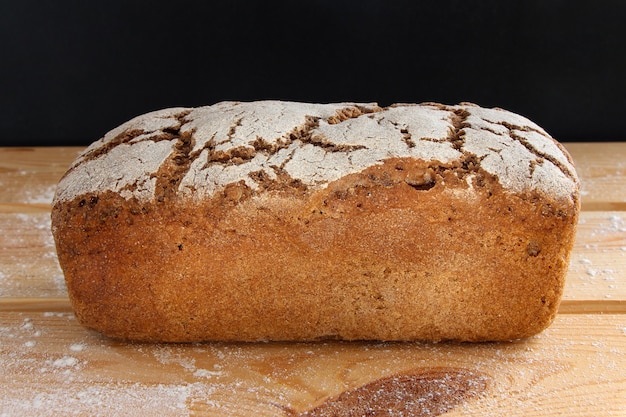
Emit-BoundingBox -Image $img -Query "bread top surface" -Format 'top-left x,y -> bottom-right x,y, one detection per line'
53,101 -> 579,205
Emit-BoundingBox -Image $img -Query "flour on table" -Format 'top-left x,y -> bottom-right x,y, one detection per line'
21,183 -> 57,205
0,213 -> 66,297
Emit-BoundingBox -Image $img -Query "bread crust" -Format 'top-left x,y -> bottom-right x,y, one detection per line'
51,101 -> 579,342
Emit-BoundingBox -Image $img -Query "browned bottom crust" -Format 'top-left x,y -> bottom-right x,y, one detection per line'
52,158 -> 578,342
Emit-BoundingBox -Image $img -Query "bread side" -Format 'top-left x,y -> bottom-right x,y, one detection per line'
51,101 -> 580,342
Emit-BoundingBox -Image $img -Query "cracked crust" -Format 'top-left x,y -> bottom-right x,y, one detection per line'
54,101 -> 578,205
51,101 -> 580,342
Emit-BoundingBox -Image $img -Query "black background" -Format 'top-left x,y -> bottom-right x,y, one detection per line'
1,0 -> 625,147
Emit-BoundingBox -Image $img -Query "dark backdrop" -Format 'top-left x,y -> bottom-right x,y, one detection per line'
1,0 -> 625,147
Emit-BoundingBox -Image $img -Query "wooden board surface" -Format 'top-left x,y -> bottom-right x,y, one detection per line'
564,142 -> 626,211
1,143 -> 625,416
1,311 -> 624,417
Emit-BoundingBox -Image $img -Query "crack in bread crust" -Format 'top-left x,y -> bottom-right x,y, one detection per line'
494,120 -> 576,180
72,109 -> 193,170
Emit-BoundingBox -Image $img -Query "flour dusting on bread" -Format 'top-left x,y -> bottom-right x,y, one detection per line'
54,101 -> 577,204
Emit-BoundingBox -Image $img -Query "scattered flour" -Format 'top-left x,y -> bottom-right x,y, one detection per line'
193,369 -> 224,378
51,356 -> 79,368
20,318 -> 34,330
43,312 -> 67,318
568,214 -> 625,300
0,383 -> 216,417
20,183 -> 57,205
1,329 -> 625,416
0,213 -> 66,297
69,343 -> 87,352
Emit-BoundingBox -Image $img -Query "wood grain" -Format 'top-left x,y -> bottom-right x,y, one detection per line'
564,142 -> 626,211
0,311 -> 624,416
0,212 -> 65,298
564,211 -> 626,308
0,147 -> 80,207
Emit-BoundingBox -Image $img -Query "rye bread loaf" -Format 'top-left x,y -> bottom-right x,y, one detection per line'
51,101 -> 580,342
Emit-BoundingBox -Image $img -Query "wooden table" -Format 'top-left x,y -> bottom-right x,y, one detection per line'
1,144 -> 625,416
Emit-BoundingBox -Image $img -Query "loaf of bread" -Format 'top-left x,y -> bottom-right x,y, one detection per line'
51,101 -> 579,342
